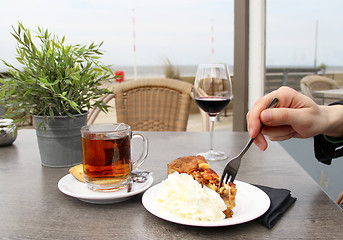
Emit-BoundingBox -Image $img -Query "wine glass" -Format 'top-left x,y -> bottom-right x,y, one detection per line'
193,63 -> 233,161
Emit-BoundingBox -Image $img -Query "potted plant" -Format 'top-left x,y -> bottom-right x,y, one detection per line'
0,22 -> 114,167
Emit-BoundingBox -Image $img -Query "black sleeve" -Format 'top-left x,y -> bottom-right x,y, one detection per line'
314,134 -> 343,165
314,100 -> 343,165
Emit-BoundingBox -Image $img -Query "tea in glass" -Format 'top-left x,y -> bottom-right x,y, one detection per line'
81,123 -> 148,191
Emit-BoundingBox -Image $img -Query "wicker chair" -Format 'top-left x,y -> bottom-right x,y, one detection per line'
300,75 -> 339,104
88,78 -> 193,131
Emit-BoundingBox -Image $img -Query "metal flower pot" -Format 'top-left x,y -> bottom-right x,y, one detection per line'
33,112 -> 88,167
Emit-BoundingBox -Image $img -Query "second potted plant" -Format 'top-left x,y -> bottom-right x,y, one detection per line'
0,22 -> 114,167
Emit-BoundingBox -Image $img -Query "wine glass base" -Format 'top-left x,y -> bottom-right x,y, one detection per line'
197,150 -> 228,161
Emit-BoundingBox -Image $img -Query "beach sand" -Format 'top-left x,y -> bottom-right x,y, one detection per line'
97,77 -> 233,132
92,98 -> 233,132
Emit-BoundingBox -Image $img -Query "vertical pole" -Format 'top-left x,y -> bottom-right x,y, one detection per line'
314,20 -> 318,71
233,0 -> 249,132
248,0 -> 266,109
132,8 -> 137,80
211,18 -> 215,63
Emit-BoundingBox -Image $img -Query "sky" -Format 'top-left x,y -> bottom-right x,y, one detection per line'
0,0 -> 342,70
266,0 -> 343,67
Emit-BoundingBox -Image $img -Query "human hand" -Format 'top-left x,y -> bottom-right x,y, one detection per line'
247,86 -> 330,150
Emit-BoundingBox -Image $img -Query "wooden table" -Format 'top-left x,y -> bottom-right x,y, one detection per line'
1,129 -> 342,239
312,88 -> 343,105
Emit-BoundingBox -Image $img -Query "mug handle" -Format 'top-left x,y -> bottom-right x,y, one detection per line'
131,132 -> 148,169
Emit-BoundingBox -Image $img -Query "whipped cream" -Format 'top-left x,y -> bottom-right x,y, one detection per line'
157,172 -> 226,221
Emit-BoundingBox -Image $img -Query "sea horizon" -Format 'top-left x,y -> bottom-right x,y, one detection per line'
1,64 -> 343,79
112,64 -> 343,79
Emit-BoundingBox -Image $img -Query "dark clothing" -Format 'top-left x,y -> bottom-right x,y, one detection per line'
314,134 -> 343,164
314,100 -> 343,165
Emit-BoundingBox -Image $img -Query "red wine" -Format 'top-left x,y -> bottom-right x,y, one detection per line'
195,97 -> 231,116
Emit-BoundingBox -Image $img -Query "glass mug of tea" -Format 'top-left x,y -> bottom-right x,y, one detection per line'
80,123 -> 148,191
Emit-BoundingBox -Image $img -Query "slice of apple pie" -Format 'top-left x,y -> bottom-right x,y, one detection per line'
167,155 -> 237,218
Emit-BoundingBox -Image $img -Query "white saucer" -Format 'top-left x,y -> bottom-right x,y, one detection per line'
142,180 -> 270,227
58,173 -> 153,204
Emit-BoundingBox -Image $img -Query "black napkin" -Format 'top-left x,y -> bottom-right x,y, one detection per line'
253,184 -> 296,229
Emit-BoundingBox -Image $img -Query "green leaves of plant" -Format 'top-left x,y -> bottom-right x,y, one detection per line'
0,22 -> 113,126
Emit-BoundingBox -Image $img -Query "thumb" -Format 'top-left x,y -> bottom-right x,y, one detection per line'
260,108 -> 303,127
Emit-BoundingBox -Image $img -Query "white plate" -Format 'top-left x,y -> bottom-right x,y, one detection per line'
142,180 -> 270,227
58,173 -> 153,204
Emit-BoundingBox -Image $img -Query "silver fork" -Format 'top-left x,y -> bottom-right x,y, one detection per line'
219,97 -> 279,187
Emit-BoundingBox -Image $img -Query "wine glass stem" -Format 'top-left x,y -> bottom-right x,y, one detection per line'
209,116 -> 216,151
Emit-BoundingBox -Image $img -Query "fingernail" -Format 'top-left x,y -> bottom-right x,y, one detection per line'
248,127 -> 253,137
261,110 -> 272,123
255,141 -> 264,150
